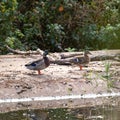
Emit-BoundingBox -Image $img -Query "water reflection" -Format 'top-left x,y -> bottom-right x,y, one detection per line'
0,105 -> 120,120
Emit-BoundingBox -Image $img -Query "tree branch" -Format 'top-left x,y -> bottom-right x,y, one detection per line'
6,45 -> 43,55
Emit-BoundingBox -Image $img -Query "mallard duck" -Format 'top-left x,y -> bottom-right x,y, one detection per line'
25,50 -> 50,74
70,51 -> 91,70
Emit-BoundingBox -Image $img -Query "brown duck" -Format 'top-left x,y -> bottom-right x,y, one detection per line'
25,50 -> 50,74
70,51 -> 91,70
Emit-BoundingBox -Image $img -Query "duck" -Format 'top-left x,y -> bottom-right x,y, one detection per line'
70,51 -> 91,70
25,50 -> 50,74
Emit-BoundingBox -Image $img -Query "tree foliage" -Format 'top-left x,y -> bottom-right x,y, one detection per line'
0,0 -> 120,54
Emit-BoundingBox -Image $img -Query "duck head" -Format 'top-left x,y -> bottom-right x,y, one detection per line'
43,50 -> 49,57
84,50 -> 92,55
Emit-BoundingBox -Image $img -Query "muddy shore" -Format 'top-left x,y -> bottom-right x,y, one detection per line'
0,51 -> 120,113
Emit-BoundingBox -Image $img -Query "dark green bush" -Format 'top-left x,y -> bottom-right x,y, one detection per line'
98,24 -> 120,49
0,0 -> 120,54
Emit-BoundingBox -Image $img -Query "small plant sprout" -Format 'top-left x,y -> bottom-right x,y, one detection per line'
105,61 -> 111,79
103,61 -> 114,88
65,47 -> 76,52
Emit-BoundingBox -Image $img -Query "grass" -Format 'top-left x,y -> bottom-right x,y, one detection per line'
83,61 -> 115,89
102,61 -> 114,89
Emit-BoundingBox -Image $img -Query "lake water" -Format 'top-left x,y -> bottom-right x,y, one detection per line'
0,105 -> 120,120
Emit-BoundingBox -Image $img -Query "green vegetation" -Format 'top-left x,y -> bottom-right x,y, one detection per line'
0,0 -> 120,54
103,61 -> 114,88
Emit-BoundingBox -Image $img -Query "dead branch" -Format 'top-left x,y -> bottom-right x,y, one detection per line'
6,45 -> 43,55
50,57 -> 74,65
50,50 -> 120,65
60,53 -> 83,59
6,45 -> 120,65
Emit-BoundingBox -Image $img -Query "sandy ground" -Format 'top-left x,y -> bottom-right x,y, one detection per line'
0,54 -> 120,112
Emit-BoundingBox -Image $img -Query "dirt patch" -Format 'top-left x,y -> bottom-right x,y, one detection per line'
0,54 -> 120,112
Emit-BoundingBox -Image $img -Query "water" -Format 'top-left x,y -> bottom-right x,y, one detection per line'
0,105 -> 120,120
0,93 -> 120,119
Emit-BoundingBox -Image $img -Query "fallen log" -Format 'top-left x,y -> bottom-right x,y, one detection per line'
6,45 -> 120,65
50,50 -> 120,65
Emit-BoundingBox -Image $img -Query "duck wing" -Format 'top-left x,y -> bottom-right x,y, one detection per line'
25,58 -> 45,70
71,56 -> 84,64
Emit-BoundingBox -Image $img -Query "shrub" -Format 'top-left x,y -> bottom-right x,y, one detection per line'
98,24 -> 120,49
0,0 -> 120,54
